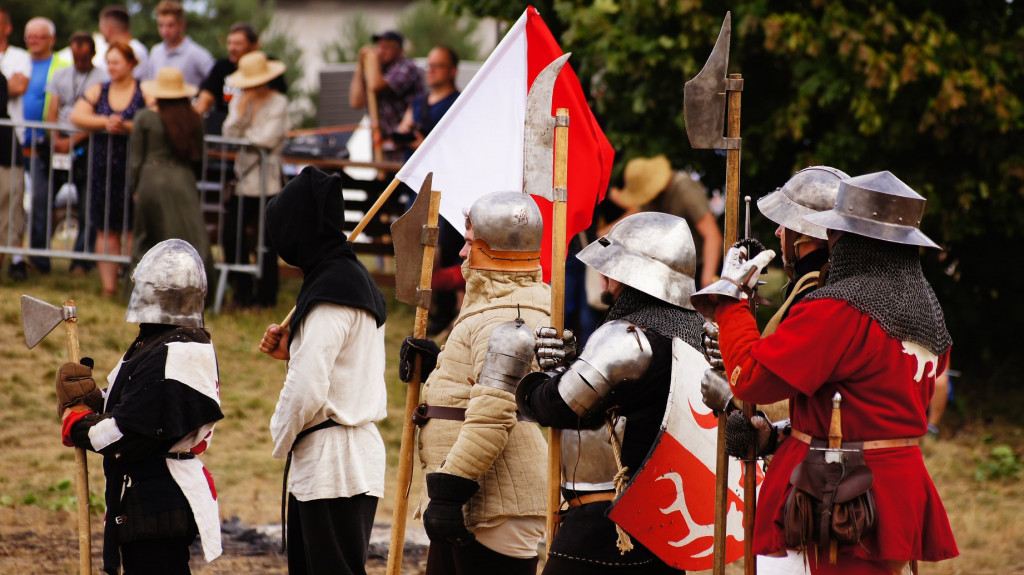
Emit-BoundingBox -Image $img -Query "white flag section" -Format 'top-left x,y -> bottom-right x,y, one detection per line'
395,11 -> 530,236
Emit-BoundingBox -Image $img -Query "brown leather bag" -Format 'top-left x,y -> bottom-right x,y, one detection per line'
784,439 -> 877,552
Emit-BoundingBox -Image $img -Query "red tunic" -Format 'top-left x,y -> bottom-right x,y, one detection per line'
716,298 -> 958,564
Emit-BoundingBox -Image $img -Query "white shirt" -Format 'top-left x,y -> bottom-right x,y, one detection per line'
270,303 -> 388,501
0,45 -> 32,142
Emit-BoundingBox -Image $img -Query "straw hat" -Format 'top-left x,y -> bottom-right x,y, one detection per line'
226,51 -> 286,89
619,155 -> 674,208
141,67 -> 198,99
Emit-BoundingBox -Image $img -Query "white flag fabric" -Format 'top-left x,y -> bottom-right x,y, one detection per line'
396,11 -> 530,236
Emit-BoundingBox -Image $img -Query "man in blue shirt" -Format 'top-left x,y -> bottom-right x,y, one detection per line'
21,17 -> 68,278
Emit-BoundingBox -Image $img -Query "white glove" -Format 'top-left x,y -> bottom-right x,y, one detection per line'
720,246 -> 776,297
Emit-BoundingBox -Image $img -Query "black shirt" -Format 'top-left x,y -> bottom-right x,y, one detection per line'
0,73 -> 21,167
199,56 -> 288,134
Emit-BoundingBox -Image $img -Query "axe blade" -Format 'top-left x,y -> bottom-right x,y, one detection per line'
391,173 -> 434,307
684,12 -> 732,150
523,52 -> 571,201
21,295 -> 66,349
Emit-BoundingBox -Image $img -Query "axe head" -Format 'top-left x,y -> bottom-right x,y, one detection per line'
684,12 -> 732,150
523,52 -> 571,201
391,173 -> 436,308
21,295 -> 72,349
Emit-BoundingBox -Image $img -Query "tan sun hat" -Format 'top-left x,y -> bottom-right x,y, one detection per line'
141,67 -> 198,99
226,51 -> 286,89
619,155 -> 674,208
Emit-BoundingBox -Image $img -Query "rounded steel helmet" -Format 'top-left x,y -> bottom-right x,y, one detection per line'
467,191 -> 544,272
804,171 -> 939,249
126,239 -> 207,327
577,211 -> 697,310
757,166 -> 850,240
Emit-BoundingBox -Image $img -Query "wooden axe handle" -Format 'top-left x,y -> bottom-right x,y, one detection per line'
63,300 -> 91,575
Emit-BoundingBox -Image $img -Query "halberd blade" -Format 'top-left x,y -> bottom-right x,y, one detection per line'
391,173 -> 434,307
21,295 -> 65,349
523,52 -> 571,201
684,12 -> 732,150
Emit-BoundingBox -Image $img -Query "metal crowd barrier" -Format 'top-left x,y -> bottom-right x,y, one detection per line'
0,118 -> 267,314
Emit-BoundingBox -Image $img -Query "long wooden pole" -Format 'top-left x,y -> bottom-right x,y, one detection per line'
545,108 -> 570,552
386,190 -> 442,575
725,73 -> 757,575
63,300 -> 91,575
712,75 -> 744,575
365,66 -> 384,165
281,178 -> 401,329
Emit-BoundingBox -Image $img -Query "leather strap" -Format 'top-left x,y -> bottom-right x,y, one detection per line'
566,491 -> 616,508
791,428 -> 920,450
468,238 -> 542,272
412,403 -> 528,426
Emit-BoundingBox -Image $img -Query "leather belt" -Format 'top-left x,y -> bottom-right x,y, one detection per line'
566,491 -> 616,508
791,428 -> 920,450
166,452 -> 196,460
412,403 -> 528,426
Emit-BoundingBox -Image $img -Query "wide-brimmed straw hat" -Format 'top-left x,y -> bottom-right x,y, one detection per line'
141,67 -> 198,99
226,51 -> 286,89
619,155 -> 673,208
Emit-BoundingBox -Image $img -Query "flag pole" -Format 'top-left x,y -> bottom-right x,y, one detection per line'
545,107 -> 569,552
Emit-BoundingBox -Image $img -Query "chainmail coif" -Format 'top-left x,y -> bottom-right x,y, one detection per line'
805,234 -> 952,356
605,286 -> 704,352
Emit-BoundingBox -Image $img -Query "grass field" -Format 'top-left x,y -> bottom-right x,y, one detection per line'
1,264 -> 1022,573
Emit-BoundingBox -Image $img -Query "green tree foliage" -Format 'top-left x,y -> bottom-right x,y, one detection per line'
322,11 -> 375,64
443,0 -> 1024,377
398,0 -> 481,60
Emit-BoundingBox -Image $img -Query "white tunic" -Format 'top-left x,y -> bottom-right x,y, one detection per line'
270,303 -> 388,501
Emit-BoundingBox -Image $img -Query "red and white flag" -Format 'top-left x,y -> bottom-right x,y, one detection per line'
607,339 -> 763,571
396,6 -> 614,280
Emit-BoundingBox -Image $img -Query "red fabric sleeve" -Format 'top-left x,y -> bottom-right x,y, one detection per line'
432,265 -> 466,292
715,301 -> 803,405
61,408 -> 92,447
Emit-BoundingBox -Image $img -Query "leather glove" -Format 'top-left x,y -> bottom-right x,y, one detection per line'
423,472 -> 479,546
399,336 -> 440,383
702,321 -> 723,369
55,359 -> 103,417
534,326 -> 576,370
700,368 -> 734,414
724,411 -> 788,458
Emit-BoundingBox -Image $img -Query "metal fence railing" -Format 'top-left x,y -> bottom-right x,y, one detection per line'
0,118 -> 267,313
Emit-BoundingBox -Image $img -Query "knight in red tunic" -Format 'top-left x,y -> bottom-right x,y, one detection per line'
691,171 -> 958,574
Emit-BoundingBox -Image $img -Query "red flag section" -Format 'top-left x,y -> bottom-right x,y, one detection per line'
525,7 -> 614,280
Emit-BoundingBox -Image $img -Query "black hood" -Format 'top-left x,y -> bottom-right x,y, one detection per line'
266,166 -> 386,344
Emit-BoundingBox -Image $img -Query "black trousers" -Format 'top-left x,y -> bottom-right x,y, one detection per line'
222,194 -> 278,307
425,539 -> 539,575
286,493 -> 377,575
120,535 -> 195,575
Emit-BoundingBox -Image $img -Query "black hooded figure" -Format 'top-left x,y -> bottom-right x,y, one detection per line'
262,165 -> 389,575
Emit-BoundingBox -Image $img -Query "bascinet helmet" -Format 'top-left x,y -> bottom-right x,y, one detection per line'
467,191 -> 544,272
803,171 -> 939,249
577,211 -> 697,310
126,239 -> 207,327
757,166 -> 849,240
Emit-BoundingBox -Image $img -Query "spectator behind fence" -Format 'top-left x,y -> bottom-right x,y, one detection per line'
140,0 -> 214,87
71,41 -> 145,297
0,69 -> 27,279
22,17 -> 69,279
348,30 -> 423,160
46,31 -> 109,276
130,66 -> 213,298
96,5 -> 149,79
221,51 -> 288,309
195,22 -> 286,135
0,8 -> 31,145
